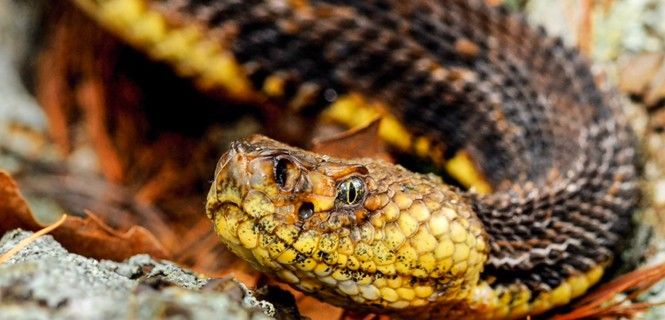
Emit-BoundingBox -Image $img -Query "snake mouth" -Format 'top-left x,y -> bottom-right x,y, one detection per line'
208,181 -> 443,311
206,149 -> 242,219
205,141 -> 398,307
207,194 -> 451,312
207,137 -> 269,210
206,135 -> 490,311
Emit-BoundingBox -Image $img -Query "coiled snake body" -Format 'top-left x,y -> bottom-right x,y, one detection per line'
72,0 -> 639,318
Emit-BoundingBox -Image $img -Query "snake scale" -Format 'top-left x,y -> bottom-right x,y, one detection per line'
71,0 -> 639,318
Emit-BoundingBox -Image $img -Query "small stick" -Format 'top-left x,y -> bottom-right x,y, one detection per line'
0,214 -> 68,264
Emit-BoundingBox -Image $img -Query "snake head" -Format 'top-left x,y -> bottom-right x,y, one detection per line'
208,135 -> 375,231
207,134 -> 488,312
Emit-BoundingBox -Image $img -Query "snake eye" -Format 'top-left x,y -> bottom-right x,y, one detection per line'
336,176 -> 366,206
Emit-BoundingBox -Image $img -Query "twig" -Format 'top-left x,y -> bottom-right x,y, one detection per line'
0,214 -> 68,264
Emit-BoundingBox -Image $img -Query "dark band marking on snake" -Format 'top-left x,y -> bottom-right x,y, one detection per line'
71,0 -> 639,318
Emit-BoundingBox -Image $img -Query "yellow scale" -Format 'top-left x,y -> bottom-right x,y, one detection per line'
71,0 -> 609,317
74,0 -> 490,193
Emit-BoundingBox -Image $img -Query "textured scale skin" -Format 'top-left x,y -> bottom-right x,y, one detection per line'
71,0 -> 639,318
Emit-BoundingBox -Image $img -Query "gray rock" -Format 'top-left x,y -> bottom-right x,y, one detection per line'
0,230 -> 274,320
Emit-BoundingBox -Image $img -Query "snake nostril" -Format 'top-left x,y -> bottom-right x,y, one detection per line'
298,202 -> 314,220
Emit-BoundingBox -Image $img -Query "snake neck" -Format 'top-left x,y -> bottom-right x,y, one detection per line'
73,0 -> 639,318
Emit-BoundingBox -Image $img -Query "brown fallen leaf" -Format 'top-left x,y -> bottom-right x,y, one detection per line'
618,52 -> 665,108
311,118 -> 393,162
0,170 -> 168,261
577,0 -> 594,56
0,172 -> 37,231
618,53 -> 663,95
645,62 -> 665,108
551,262 -> 665,320
341,311 -> 390,320
484,0 -> 504,6
271,282 -> 345,320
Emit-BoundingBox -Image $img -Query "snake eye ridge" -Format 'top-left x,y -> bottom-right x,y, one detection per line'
336,176 -> 366,206
274,158 -> 290,188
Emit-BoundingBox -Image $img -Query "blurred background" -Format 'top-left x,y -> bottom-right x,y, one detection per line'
1,0 -> 665,319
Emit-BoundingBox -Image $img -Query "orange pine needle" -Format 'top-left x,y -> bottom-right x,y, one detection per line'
552,262 -> 665,320
0,214 -> 68,264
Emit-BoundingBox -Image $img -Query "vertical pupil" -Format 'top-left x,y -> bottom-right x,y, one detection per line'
347,183 -> 356,204
336,177 -> 365,206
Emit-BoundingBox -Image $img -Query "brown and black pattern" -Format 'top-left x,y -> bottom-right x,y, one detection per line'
156,0 -> 638,296
107,0 -> 641,314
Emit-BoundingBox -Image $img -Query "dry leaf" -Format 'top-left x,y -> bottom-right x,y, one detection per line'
618,53 -> 665,108
0,170 -> 168,261
551,262 -> 665,320
0,171 -> 37,230
275,283 -> 345,320
311,118 -> 393,162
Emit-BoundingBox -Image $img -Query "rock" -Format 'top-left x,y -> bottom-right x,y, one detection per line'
0,229 -> 274,320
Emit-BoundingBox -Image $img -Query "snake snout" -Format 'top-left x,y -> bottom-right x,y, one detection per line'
214,150 -> 233,182
212,147 -> 244,188
208,143 -> 255,215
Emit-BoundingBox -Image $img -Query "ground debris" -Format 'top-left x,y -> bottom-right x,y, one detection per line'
2,0 -> 665,319
0,229 -> 275,320
0,170 -> 168,261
